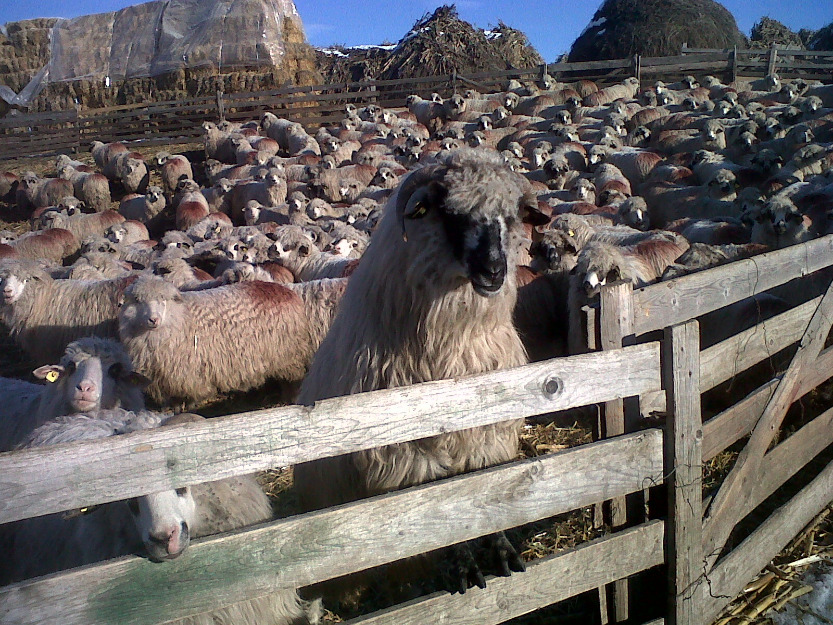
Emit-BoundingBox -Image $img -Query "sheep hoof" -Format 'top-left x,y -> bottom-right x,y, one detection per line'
490,531 -> 526,577
447,542 -> 486,594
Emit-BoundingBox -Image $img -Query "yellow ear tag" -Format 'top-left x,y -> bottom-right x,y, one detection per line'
568,230 -> 575,236
45,371 -> 59,383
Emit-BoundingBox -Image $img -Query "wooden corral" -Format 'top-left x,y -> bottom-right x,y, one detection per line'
1,45 -> 831,160
1,235 -> 833,624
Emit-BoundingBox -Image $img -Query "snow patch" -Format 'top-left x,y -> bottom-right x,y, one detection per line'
770,564 -> 833,625
578,15 -> 607,38
484,30 -> 503,40
318,48 -> 348,57
596,29 -> 606,36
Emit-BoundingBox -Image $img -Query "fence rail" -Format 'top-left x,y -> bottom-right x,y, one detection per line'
1,45 -> 830,160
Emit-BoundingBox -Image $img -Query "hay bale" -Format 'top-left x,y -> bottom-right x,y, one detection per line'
568,0 -> 748,62
807,22 -> 833,51
750,17 -> 804,50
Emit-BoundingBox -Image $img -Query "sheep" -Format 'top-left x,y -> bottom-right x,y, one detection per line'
293,149 -> 530,589
156,152 -> 194,196
0,170 -> 19,201
267,226 -> 353,281
90,140 -> 129,170
3,410 -> 322,625
105,220 -> 149,246
40,209 -> 125,242
0,259 -> 136,365
3,228 -> 79,264
56,162 -> 111,213
582,77 -> 640,107
118,275 -> 317,406
231,172 -> 288,223
186,212 -> 235,241
285,122 -> 321,157
103,151 -> 150,194
15,171 -> 74,211
661,242 -> 769,280
0,337 -> 148,452
642,169 -> 740,228
201,177 -> 235,215
148,257 -> 213,289
202,121 -> 239,163
171,179 -> 210,231
118,186 -> 167,227
67,252 -> 134,281
750,195 -> 814,249
260,112 -> 297,150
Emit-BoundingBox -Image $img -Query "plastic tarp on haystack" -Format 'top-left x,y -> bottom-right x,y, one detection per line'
9,0 -> 301,105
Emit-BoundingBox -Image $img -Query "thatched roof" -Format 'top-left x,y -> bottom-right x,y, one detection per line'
316,5 -> 543,84
568,0 -> 748,62
749,17 -> 804,50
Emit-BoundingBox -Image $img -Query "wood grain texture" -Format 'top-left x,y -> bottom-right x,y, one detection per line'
0,345 -> 661,525
664,322 -> 704,625
346,522 -> 665,625
702,282 -> 833,567
699,296 -> 821,391
702,457 -> 833,624
0,430 -> 664,625
702,345 -> 833,461
631,236 -> 833,336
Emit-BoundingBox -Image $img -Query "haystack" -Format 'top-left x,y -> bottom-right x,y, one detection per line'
316,5 -> 543,84
568,0 -> 748,61
0,19 -> 58,94
750,17 -> 804,50
808,22 -> 833,51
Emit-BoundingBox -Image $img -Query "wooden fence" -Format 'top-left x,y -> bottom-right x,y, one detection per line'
0,45 -> 830,160
581,233 -> 833,624
1,235 -> 833,624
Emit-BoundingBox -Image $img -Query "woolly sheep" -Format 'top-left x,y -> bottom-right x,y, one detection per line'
3,410 -> 321,625
57,162 -> 111,213
118,275 -> 316,406
2,228 -> 79,264
15,171 -> 74,211
0,337 -> 148,451
0,259 -> 136,365
106,220 -> 149,246
41,209 -> 125,242
294,148 -> 530,586
156,152 -> 194,196
267,226 -> 352,280
118,186 -> 167,228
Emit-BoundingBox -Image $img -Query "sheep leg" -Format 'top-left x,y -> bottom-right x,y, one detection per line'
445,541 -> 486,594
487,531 -> 526,577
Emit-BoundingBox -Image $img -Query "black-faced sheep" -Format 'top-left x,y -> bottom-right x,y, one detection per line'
118,275 -> 316,407
2,410 -> 322,625
0,259 -> 136,365
294,148 -> 530,586
0,337 -> 148,451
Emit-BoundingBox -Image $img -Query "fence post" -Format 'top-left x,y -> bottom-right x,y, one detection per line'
731,46 -> 738,84
767,45 -> 778,77
664,321 -> 704,625
632,54 -> 642,87
216,89 -> 225,123
599,280 -> 637,622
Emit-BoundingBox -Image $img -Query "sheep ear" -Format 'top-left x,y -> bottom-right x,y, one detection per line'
34,365 -> 64,382
123,371 -> 152,388
519,193 -> 550,226
396,166 -> 447,235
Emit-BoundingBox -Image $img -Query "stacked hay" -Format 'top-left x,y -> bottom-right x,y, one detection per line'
316,5 -> 544,84
0,2 -> 320,114
749,17 -> 805,50
807,22 -> 833,51
568,0 -> 748,61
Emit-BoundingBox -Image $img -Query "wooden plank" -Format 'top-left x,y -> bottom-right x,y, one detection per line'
703,456 -> 833,624
664,322 -> 703,625
346,521 -> 665,625
700,296 -> 821,392
702,281 -> 833,567
0,344 -> 661,525
0,430 -> 664,625
599,281 -> 635,623
641,61 -> 732,73
767,47 -> 778,76
632,235 -> 833,336
703,343 -> 833,461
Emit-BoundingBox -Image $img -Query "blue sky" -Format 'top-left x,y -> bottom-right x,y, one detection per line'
2,1 -> 832,62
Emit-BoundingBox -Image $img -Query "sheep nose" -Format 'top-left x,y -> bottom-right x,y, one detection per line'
147,316 -> 160,328
77,380 -> 96,394
149,521 -> 187,556
774,221 -> 787,234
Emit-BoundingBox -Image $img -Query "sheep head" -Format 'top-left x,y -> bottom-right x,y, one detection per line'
119,275 -> 184,334
0,259 -> 51,306
394,149 -> 528,298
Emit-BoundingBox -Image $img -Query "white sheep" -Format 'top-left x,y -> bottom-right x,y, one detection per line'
3,409 -> 321,625
0,259 -> 135,365
0,337 -> 148,451
294,148 -> 530,587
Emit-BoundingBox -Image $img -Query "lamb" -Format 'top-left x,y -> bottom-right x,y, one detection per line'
118,275 -> 317,406
0,259 -> 136,365
118,186 -> 167,227
156,152 -> 194,196
40,209 -> 125,242
0,337 -> 148,452
293,148 -> 530,589
3,410 -> 322,625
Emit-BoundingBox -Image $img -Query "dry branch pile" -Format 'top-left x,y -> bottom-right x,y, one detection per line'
568,0 -> 748,61
316,6 -> 543,84
749,17 -> 805,50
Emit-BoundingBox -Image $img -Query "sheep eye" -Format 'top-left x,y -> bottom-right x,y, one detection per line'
108,363 -> 123,378
175,487 -> 188,497
64,361 -> 77,375
127,498 -> 140,515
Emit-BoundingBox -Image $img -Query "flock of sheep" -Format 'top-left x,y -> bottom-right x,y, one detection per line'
1,67 -> 833,623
